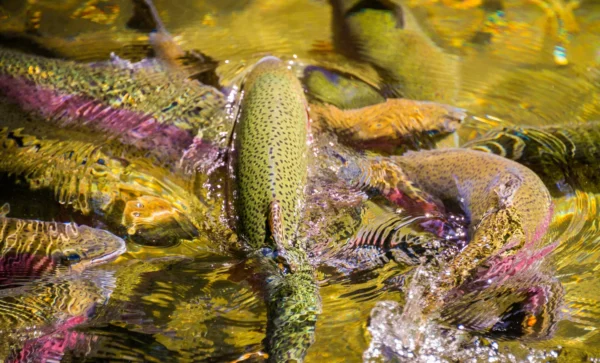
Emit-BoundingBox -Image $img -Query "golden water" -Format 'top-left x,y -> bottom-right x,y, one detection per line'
1,0 -> 600,362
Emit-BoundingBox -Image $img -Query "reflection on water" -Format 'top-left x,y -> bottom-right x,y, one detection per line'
0,0 -> 600,361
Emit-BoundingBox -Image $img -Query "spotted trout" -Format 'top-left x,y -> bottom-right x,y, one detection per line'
337,148 -> 553,310
0,47 -> 228,168
234,57 -> 319,362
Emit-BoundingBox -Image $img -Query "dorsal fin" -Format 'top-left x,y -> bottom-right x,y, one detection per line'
0,203 -> 10,217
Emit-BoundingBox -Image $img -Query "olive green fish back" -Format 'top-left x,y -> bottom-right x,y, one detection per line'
235,57 -> 309,251
0,47 -> 225,131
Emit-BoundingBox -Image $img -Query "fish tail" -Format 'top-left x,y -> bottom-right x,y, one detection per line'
264,265 -> 320,363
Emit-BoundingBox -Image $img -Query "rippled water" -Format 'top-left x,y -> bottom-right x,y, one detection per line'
1,0 -> 600,362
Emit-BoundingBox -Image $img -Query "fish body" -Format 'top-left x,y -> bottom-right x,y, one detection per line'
329,0 -> 460,102
463,121 -> 600,194
0,127 -> 205,245
440,266 -> 564,341
303,66 -> 384,109
395,149 -> 552,290
336,147 -> 553,308
0,269 -> 114,360
0,205 -> 126,270
310,98 -> 464,151
235,57 -> 309,255
0,48 -> 228,165
234,57 -> 318,362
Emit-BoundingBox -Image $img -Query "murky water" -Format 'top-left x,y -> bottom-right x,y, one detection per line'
1,0 -> 600,362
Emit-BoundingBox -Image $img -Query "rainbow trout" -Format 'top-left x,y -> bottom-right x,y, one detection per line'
337,148 -> 553,309
0,47 -> 228,168
463,121 -> 600,195
439,254 -> 564,341
0,127 -> 203,246
310,98 -> 464,151
234,57 -> 319,362
0,203 -> 125,273
0,269 -> 114,360
329,0 -> 460,103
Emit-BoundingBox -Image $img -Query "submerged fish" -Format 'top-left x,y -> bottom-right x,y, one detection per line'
0,47 -> 228,165
0,127 -> 205,246
303,66 -> 385,109
329,0 -> 461,102
0,203 -> 125,271
0,269 -> 115,361
310,98 -> 465,152
463,121 -> 600,195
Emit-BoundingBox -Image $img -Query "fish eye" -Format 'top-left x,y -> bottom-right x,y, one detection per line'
63,253 -> 81,264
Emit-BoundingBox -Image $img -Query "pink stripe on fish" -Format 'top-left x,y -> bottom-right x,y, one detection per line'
0,75 -> 194,160
532,202 -> 554,246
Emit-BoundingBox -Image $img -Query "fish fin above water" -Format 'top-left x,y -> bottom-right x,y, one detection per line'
268,200 -> 286,252
131,0 -> 218,81
0,203 -> 9,217
140,0 -> 185,67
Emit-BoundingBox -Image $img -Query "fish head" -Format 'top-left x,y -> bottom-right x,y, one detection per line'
56,224 -> 126,268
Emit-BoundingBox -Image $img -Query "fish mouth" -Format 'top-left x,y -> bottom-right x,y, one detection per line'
89,243 -> 127,266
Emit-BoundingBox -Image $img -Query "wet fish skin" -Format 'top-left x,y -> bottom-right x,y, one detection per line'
310,98 -> 465,151
235,57 -> 309,256
0,47 -> 228,163
440,268 -> 564,341
235,57 -> 318,362
394,149 -> 553,303
329,0 -> 460,103
0,270 -> 114,360
335,147 -> 553,309
0,127 -> 204,244
0,208 -> 126,269
303,66 -> 385,109
463,121 -> 600,194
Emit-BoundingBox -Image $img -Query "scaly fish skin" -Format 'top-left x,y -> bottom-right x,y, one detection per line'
235,57 -> 318,363
336,147 -> 552,309
236,57 -> 309,256
0,47 -> 228,164
310,98 -> 465,151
